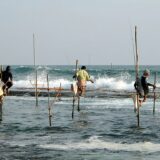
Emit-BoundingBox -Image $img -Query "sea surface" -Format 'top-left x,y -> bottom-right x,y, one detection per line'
1,65 -> 160,160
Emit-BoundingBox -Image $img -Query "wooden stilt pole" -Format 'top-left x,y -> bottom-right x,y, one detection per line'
72,60 -> 78,119
0,65 -> 2,80
47,74 -> 52,126
58,83 -> 62,101
72,98 -> 75,119
33,34 -> 38,106
0,101 -> 2,121
135,26 -> 140,127
35,69 -> 38,106
77,95 -> 80,112
153,72 -> 157,114
0,65 -> 3,122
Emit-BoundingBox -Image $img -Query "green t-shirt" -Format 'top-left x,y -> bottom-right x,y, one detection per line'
76,69 -> 90,81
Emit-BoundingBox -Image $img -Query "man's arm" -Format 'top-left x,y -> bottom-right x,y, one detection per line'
147,83 -> 156,89
85,72 -> 94,83
89,79 -> 94,83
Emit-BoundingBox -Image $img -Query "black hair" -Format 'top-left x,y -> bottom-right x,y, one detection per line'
81,66 -> 86,70
6,66 -> 11,71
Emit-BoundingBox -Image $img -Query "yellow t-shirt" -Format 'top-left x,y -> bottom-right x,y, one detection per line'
76,70 -> 90,81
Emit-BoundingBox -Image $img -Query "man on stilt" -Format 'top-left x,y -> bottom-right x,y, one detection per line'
1,66 -> 13,96
134,69 -> 156,106
73,66 -> 94,96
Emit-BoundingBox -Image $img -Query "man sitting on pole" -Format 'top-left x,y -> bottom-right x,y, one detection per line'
1,66 -> 13,95
134,69 -> 156,105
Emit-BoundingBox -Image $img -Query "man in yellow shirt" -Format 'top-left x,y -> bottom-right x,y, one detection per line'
73,66 -> 94,96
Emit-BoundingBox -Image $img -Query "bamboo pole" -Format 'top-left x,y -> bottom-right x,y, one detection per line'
77,95 -> 80,112
33,34 -> 36,68
47,74 -> 52,126
72,98 -> 75,119
0,67 -> 2,121
72,60 -> 78,119
35,69 -> 38,106
33,34 -> 38,106
0,65 -> 3,121
0,65 -> 2,80
0,101 -> 2,121
153,72 -> 157,114
58,83 -> 62,101
135,26 -> 140,127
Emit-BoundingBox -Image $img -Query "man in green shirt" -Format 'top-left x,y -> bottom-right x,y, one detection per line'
73,66 -> 94,96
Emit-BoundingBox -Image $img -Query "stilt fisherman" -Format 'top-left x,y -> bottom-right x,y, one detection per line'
73,66 -> 94,96
134,69 -> 156,105
1,66 -> 13,95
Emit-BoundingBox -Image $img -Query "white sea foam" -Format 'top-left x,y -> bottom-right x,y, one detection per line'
12,77 -> 135,90
92,77 -> 134,90
13,78 -> 71,89
39,136 -> 160,153
12,76 -> 160,92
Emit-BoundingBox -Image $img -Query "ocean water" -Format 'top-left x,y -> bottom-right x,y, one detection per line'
5,65 -> 160,90
0,65 -> 160,160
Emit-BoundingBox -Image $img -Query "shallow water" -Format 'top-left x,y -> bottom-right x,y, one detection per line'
1,96 -> 160,160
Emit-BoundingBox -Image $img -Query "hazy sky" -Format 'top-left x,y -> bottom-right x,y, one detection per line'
0,0 -> 160,65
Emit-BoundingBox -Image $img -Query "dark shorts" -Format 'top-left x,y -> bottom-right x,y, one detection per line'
6,81 -> 13,88
3,81 -> 13,90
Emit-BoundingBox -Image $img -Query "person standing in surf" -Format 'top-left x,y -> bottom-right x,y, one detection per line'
134,69 -> 156,105
73,66 -> 94,96
1,66 -> 13,95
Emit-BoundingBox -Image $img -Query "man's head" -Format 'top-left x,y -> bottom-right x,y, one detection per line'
81,66 -> 86,70
6,66 -> 11,71
143,69 -> 150,77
